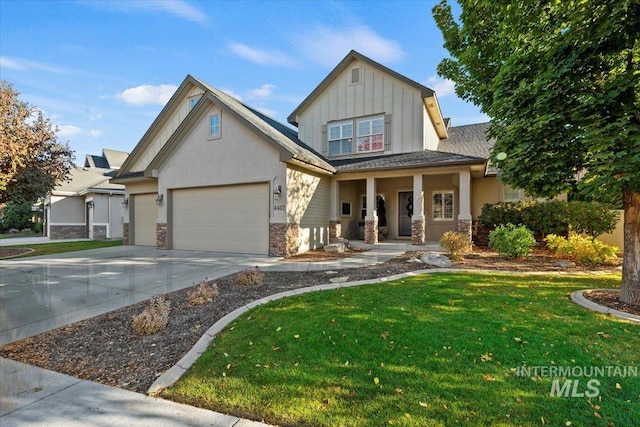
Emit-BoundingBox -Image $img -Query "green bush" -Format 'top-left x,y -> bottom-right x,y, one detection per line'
439,231 -> 473,260
545,233 -> 619,266
479,200 -> 618,238
2,201 -> 33,230
489,224 -> 536,258
33,221 -> 43,234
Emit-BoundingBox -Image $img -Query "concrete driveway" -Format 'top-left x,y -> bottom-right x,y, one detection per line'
0,245 -> 276,346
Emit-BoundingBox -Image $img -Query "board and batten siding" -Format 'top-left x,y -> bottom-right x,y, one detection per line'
130,85 -> 204,172
286,165 -> 330,252
296,59 -> 427,156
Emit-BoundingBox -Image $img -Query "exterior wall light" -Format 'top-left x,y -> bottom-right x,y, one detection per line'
273,185 -> 282,200
155,193 -> 164,205
122,198 -> 129,207
87,201 -> 94,208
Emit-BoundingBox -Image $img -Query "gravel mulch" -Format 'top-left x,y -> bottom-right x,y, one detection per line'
0,248 -> 630,395
0,248 -> 33,258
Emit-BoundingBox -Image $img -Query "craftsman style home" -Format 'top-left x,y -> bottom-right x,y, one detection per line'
114,51 -> 514,256
46,149 -> 128,240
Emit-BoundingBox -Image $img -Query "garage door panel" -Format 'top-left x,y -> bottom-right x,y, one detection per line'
133,193 -> 157,246
172,184 -> 269,254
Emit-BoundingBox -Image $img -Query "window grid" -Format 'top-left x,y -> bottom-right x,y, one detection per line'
356,116 -> 384,153
432,190 -> 454,221
328,121 -> 353,156
209,114 -> 220,138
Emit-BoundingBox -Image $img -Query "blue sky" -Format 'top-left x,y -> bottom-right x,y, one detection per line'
0,0 -> 487,164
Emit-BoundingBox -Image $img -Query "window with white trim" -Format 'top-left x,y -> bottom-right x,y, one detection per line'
503,186 -> 524,202
356,116 -> 384,153
209,113 -> 220,138
188,96 -> 201,110
432,190 -> 454,221
328,121 -> 353,156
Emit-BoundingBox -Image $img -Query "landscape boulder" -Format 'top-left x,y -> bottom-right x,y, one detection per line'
324,243 -> 346,253
420,252 -> 452,268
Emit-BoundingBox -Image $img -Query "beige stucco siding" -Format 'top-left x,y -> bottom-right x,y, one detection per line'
472,177 -> 501,218
156,104 -> 287,225
296,59 -> 426,156
130,85 -> 205,172
287,165 -> 330,252
50,195 -> 84,223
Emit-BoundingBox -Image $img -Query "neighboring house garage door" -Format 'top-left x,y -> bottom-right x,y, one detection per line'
172,183 -> 269,254
133,193 -> 157,246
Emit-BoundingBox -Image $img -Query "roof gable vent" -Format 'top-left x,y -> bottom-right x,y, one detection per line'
350,67 -> 361,85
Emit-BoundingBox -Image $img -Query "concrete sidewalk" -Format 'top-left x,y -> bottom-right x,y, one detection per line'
0,243 -> 434,426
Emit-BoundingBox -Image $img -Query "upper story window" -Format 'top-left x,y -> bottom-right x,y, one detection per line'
432,190 -> 454,221
209,113 -> 220,139
328,121 -> 353,156
356,116 -> 384,153
188,95 -> 201,111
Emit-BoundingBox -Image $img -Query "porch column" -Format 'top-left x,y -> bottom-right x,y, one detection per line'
364,177 -> 378,244
457,170 -> 472,239
412,174 -> 426,245
329,178 -> 341,240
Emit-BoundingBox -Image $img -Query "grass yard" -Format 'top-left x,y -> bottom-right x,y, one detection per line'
0,230 -> 38,239
163,273 -> 639,426
2,239 -> 122,258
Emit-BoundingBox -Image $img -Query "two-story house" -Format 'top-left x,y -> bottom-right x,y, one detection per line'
113,50 -> 506,256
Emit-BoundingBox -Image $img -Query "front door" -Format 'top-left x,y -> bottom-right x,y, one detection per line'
398,191 -> 413,236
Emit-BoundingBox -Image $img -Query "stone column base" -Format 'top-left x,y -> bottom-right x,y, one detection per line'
269,223 -> 300,257
411,218 -> 425,245
364,217 -> 378,244
329,220 -> 342,240
49,225 -> 86,240
123,223 -> 129,245
156,223 -> 168,249
93,225 -> 107,240
457,219 -> 472,240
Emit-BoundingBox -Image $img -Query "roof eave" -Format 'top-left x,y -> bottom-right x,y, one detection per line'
424,94 -> 448,139
335,159 -> 486,174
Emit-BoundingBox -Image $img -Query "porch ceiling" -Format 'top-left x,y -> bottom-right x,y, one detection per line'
330,150 -> 486,173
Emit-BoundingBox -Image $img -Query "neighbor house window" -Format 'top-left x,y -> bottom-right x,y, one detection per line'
356,116 -> 384,153
209,113 -> 220,138
503,186 -> 524,202
328,121 -> 353,156
432,190 -> 454,221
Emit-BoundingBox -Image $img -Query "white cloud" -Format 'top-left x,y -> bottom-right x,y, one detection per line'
294,24 -> 404,66
56,125 -> 83,138
228,43 -> 296,67
0,56 -> 67,74
88,129 -> 102,137
254,107 -> 278,119
425,76 -> 456,97
115,84 -> 178,106
85,0 -> 208,24
247,84 -> 276,99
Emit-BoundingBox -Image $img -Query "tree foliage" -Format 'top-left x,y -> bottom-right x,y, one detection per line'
433,0 -> 640,304
0,81 -> 74,203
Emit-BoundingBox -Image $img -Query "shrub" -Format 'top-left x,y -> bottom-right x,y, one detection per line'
479,200 -> 618,238
236,267 -> 264,286
188,279 -> 219,306
2,201 -> 33,230
489,224 -> 536,258
545,233 -> 619,266
132,296 -> 171,335
33,221 -> 43,234
439,231 -> 473,260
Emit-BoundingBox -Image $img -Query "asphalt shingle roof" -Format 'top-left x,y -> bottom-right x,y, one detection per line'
54,166 -> 124,194
331,150 -> 486,172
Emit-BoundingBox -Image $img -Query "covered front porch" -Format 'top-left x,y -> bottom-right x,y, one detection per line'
328,166 -> 477,246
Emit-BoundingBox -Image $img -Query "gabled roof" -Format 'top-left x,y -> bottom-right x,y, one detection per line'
437,122 -> 497,175
84,149 -> 129,169
330,150 -> 486,173
53,166 -> 124,195
288,50 -> 435,126
115,75 -> 335,181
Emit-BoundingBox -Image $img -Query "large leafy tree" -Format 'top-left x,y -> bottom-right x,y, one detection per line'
0,81 -> 74,204
433,1 -> 640,304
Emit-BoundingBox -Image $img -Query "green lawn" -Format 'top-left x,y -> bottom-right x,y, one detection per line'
0,230 -> 38,239
163,273 -> 639,427
3,239 -> 122,258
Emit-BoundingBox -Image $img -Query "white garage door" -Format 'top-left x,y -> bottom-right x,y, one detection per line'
172,183 -> 269,254
133,193 -> 157,246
